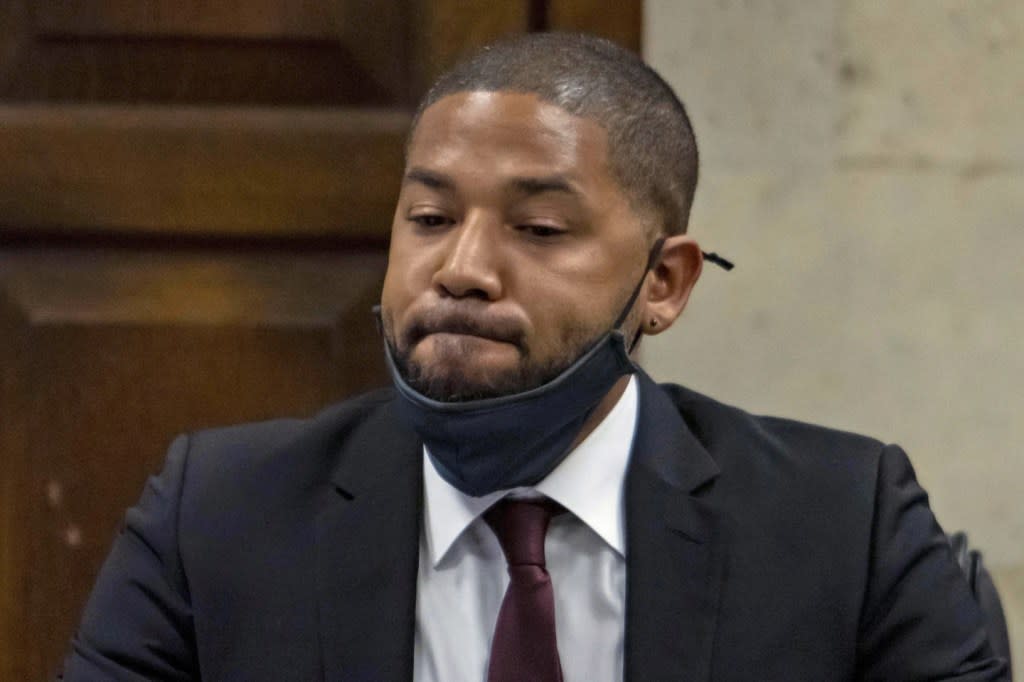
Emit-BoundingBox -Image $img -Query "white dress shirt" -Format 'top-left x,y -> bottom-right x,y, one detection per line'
413,376 -> 638,682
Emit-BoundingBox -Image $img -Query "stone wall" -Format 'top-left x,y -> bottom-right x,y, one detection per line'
644,0 -> 1022,664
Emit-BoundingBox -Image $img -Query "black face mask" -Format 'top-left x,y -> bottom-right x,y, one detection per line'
378,239 -> 664,497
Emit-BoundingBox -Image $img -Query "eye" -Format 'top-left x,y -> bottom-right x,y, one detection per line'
408,213 -> 453,229
518,224 -> 566,239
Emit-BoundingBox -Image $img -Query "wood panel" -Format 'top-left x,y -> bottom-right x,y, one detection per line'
4,42 -> 403,105
35,0 -> 343,40
0,105 -> 408,238
548,0 -> 643,52
0,293 -> 31,682
408,0 -> 529,97
0,249 -> 387,680
1,0 -> 408,105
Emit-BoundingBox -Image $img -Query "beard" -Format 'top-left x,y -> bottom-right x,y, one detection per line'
382,315 -> 605,403
380,272 -> 645,403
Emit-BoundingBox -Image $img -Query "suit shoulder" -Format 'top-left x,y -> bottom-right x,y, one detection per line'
186,387 -> 396,454
177,387 -> 400,495
657,382 -> 889,549
659,382 -> 886,469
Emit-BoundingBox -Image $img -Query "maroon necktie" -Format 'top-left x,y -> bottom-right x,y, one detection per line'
484,498 -> 564,682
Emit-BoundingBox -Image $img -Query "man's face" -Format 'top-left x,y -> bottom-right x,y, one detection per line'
380,91 -> 651,402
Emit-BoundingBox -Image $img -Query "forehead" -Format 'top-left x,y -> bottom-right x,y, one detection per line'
406,91 -> 613,184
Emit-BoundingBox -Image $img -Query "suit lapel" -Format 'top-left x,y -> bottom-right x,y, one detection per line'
625,373 -> 728,682
315,400 -> 423,682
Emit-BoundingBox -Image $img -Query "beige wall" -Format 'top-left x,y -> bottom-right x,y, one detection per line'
643,0 -> 1022,663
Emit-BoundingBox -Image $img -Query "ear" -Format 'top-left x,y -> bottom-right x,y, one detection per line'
641,234 -> 703,336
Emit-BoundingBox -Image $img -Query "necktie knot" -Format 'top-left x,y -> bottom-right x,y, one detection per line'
484,498 -> 562,567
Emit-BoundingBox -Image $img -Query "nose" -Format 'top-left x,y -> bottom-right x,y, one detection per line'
432,211 -> 503,301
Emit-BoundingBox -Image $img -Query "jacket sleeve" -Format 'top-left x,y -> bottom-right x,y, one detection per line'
856,444 -> 1008,680
61,434 -> 199,681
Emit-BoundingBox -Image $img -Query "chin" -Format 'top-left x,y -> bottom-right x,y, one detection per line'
402,351 -> 531,402
406,351 -> 578,403
408,369 -> 515,403
395,335 -> 570,403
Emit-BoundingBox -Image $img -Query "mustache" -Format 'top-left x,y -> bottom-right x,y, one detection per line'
403,309 -> 527,349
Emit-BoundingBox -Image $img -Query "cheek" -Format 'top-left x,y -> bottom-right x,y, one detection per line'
531,280 -> 630,348
515,289 -> 590,353
381,236 -> 435,313
379,270 -> 401,313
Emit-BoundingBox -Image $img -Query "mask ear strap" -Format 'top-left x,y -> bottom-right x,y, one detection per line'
614,236 -> 666,343
371,304 -> 383,334
627,326 -> 645,353
702,251 -> 734,270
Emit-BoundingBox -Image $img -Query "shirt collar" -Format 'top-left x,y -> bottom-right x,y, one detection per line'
422,376 -> 638,567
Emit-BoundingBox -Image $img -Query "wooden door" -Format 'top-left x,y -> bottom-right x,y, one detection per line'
0,2 -> 641,678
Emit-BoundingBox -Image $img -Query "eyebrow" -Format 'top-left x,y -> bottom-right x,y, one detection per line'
404,167 -> 455,191
403,167 -> 581,199
509,175 -> 580,198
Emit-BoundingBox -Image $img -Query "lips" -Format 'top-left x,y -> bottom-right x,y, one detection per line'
406,311 -> 525,349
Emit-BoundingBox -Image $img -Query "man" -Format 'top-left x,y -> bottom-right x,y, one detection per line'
63,33 -> 1007,681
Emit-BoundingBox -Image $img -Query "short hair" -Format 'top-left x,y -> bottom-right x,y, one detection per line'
410,32 -> 699,237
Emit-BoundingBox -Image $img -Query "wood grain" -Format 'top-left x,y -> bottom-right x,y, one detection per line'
0,293 -> 31,682
3,0 -> 409,105
34,0 -> 344,40
0,105 -> 409,238
547,0 -> 643,52
0,248 -> 388,679
408,0 -> 528,98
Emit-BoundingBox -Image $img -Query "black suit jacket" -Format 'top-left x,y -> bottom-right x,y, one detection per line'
63,373 -> 1007,680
